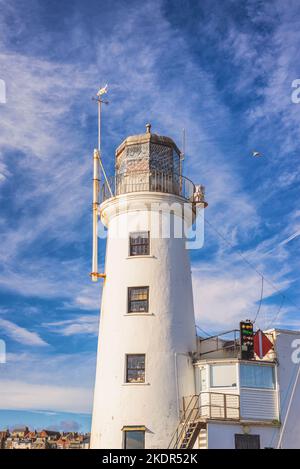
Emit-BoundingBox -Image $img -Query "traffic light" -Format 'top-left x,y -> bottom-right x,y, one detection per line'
240,321 -> 254,360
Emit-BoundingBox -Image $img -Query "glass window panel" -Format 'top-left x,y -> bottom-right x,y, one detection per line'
129,231 -> 150,256
124,431 -> 145,449
240,364 -> 275,389
128,287 -> 149,313
210,364 -> 237,388
126,354 -> 145,383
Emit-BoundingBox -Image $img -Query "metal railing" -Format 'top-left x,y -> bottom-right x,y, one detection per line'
182,392 -> 240,421
168,391 -> 240,449
101,170 -> 201,203
198,392 -> 240,420
196,329 -> 276,361
197,329 -> 241,359
168,394 -> 200,449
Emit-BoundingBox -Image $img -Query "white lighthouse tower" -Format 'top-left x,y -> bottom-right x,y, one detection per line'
90,123 -> 207,449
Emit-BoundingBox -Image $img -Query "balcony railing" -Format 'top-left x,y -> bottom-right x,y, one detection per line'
168,392 -> 240,448
100,170 -> 204,203
182,392 -> 240,421
196,329 -> 276,362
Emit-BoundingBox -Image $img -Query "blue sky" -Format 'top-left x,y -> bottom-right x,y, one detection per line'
0,0 -> 299,430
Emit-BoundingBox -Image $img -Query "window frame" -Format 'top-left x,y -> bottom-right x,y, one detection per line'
123,428 -> 145,449
125,354 -> 146,384
129,231 -> 150,257
235,434 -> 260,449
239,363 -> 276,390
209,363 -> 237,389
127,286 -> 149,314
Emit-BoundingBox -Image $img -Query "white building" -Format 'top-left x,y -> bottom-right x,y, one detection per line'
170,328 -> 300,449
90,125 -> 300,449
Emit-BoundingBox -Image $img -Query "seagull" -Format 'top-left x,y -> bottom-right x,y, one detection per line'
252,151 -> 263,158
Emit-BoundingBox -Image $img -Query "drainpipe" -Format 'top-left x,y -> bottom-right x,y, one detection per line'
174,352 -> 195,419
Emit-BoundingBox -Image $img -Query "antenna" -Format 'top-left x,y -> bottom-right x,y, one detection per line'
181,128 -> 186,162
179,128 -> 185,192
90,85 -> 110,282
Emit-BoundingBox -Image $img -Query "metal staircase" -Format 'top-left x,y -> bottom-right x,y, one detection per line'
168,395 -> 205,449
178,421 -> 203,449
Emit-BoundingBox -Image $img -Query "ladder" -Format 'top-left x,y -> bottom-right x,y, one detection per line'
168,395 -> 205,449
178,421 -> 203,449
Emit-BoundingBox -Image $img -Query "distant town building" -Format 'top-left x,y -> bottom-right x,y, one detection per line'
0,429 -> 90,450
11,427 -> 29,439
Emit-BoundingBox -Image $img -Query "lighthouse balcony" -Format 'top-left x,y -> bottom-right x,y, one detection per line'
100,170 -> 206,204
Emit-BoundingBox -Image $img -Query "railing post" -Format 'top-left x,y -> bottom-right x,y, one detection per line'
224,394 -> 227,420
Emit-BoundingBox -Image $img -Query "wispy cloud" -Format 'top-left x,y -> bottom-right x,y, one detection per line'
0,380 -> 92,413
0,318 -> 47,346
43,315 -> 99,336
0,0 -> 299,418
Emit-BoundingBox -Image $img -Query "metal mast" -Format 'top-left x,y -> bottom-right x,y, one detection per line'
91,85 -> 110,282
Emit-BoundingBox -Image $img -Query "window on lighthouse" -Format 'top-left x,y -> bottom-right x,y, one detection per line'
123,428 -> 145,449
129,231 -> 150,256
126,354 -> 145,383
128,287 -> 149,313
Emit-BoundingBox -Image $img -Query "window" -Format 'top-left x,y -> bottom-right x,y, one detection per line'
210,364 -> 237,388
126,354 -> 145,383
128,287 -> 149,313
129,231 -> 150,256
235,434 -> 260,449
240,364 -> 275,389
197,367 -> 207,392
123,428 -> 145,449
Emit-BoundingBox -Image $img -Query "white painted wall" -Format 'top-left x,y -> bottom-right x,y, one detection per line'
273,330 -> 300,448
192,331 -> 300,449
240,389 -> 278,421
90,192 -> 197,449
194,361 -> 278,422
206,422 -> 277,449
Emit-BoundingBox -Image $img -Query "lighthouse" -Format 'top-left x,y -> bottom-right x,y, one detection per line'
90,123 -> 206,449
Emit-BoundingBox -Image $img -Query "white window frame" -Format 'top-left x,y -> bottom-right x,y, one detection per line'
209,363 -> 238,389
239,363 -> 276,390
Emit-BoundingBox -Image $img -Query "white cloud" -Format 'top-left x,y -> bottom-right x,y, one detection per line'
43,315 -> 99,336
0,380 -> 92,413
0,351 -> 96,412
279,230 -> 300,247
0,318 -> 47,346
0,0 -> 299,417
0,0 -> 262,307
